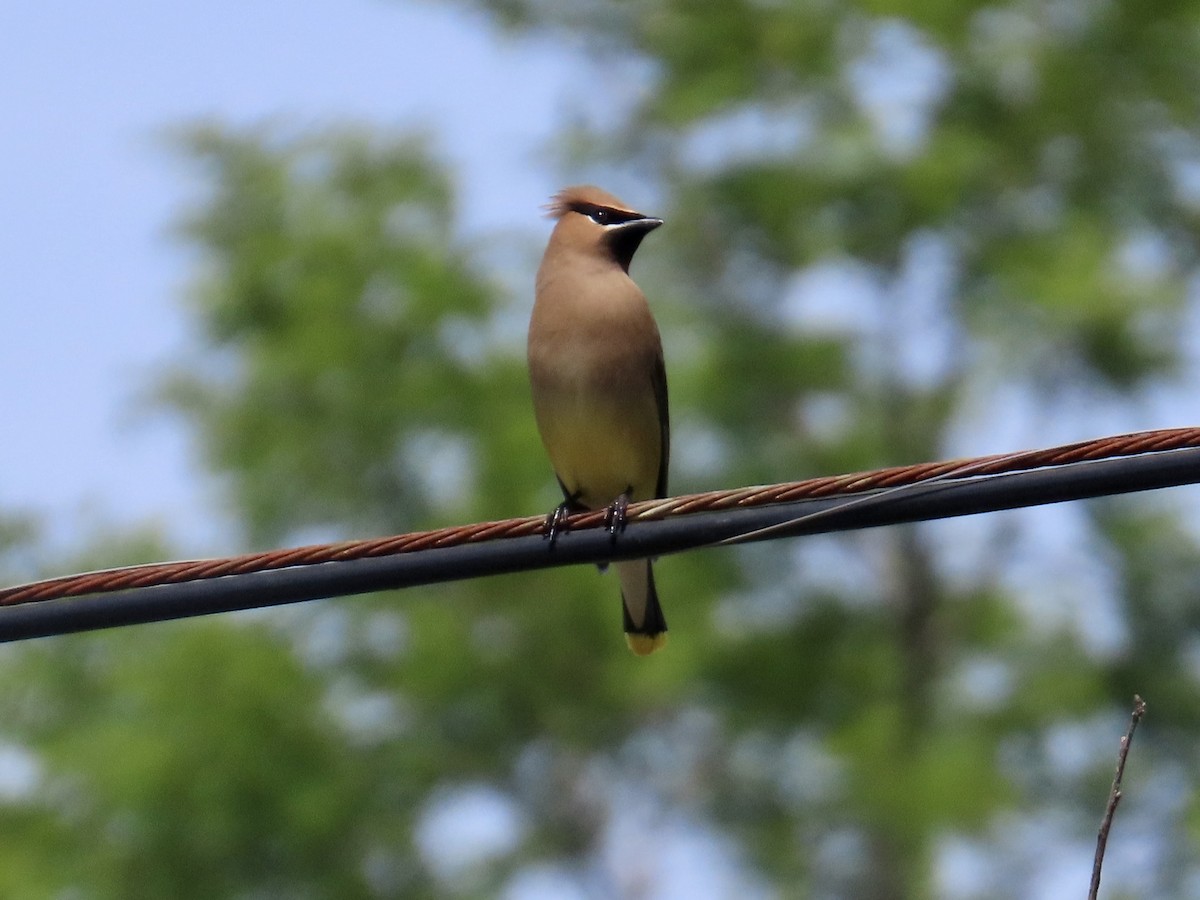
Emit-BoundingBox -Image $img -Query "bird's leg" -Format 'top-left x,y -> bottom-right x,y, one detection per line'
545,502 -> 571,545
545,489 -> 585,546
605,490 -> 632,537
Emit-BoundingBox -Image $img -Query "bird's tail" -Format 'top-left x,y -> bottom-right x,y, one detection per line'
617,559 -> 668,655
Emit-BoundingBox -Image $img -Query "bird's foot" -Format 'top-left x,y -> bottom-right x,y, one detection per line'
544,501 -> 572,546
605,491 -> 631,537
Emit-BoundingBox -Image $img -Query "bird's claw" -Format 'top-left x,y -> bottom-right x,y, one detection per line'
545,501 -> 572,546
605,492 -> 631,537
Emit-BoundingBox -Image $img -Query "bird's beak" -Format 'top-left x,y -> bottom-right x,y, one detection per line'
610,216 -> 663,235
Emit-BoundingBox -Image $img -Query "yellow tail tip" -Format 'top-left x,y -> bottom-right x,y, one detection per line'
625,632 -> 668,656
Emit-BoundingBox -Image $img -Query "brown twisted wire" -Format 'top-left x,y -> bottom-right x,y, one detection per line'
2,425 -> 1198,609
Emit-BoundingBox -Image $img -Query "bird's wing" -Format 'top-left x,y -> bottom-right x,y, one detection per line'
652,351 -> 670,500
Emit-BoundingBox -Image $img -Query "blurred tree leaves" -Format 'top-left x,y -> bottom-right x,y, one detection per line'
0,625 -> 373,900
3,0 -> 1200,897
161,126 -> 517,545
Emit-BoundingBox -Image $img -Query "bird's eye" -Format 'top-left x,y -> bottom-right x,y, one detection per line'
571,202 -> 636,226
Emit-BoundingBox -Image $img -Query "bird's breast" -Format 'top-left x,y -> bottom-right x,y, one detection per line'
528,307 -> 664,507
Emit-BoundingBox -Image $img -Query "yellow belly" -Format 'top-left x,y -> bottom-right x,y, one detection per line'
535,391 -> 661,509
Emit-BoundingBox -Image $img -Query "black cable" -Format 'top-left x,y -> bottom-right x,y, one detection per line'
2,447 -> 1198,643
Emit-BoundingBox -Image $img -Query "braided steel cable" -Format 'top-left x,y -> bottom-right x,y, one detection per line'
0,426 -> 1199,642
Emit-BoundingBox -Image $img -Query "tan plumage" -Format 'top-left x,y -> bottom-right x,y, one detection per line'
529,185 -> 669,655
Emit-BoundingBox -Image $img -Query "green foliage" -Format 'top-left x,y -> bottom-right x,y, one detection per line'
0,624 -> 376,899
163,126 -> 509,544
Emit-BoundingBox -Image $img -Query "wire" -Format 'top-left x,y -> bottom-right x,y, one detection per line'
1,427 -> 1199,642
5,426 -> 1198,607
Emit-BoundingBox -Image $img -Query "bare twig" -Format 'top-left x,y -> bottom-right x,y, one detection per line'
1089,695 -> 1147,900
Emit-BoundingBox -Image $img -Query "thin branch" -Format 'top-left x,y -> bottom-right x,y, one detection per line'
1089,695 -> 1147,900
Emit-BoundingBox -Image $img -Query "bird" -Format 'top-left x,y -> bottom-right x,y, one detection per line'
528,185 -> 670,656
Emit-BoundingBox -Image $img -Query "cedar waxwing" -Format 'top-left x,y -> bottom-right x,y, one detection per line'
528,185 -> 669,656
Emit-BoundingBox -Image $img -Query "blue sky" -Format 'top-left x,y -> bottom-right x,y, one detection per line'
2,1 -> 574,553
